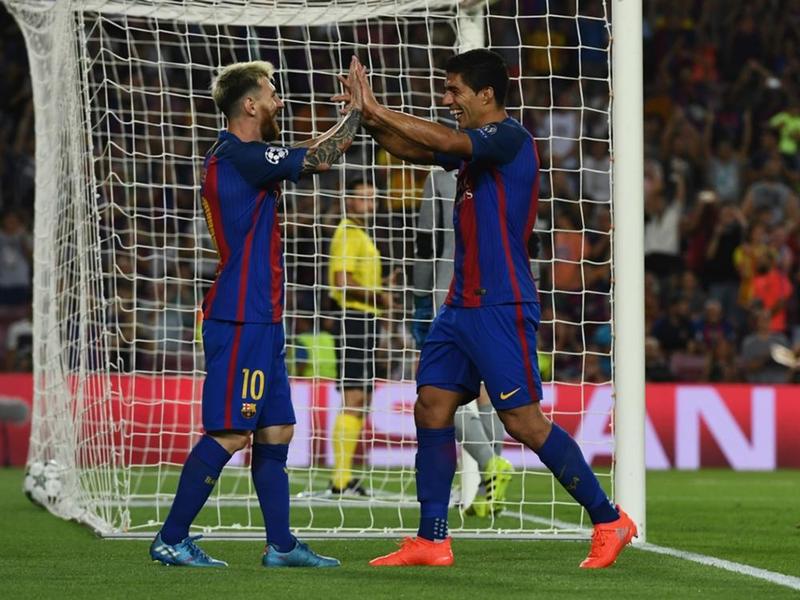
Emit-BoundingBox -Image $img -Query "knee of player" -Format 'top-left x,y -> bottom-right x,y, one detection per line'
207,430 -> 252,453
498,405 -> 551,445
254,424 -> 294,445
414,390 -> 460,429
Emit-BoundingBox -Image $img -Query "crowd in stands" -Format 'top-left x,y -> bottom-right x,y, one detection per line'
3,1 -> 800,384
637,0 -> 800,383
0,8 -> 33,372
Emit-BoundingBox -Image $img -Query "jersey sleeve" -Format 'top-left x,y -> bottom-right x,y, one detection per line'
465,120 -> 526,165
433,152 -> 462,171
229,142 -> 307,188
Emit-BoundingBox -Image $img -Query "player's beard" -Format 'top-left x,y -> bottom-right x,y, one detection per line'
260,114 -> 280,142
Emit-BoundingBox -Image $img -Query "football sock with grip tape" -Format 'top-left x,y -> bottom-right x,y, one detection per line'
416,427 -> 457,541
160,435 -> 231,545
536,424 -> 619,524
252,442 -> 295,553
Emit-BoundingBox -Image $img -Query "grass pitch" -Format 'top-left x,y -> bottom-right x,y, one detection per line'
0,469 -> 798,599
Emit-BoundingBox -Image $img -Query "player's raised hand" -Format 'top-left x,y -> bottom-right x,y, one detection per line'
332,56 -> 362,114
348,56 -> 363,111
354,60 -> 380,125
331,76 -> 352,112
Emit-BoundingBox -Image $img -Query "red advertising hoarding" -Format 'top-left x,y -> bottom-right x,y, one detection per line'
0,374 -> 797,469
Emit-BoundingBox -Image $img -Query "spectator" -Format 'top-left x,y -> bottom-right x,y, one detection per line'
660,107 -> 701,196
704,201 -> 745,321
539,86 -> 581,170
582,139 -> 610,203
4,304 -> 32,371
651,294 -> 695,355
644,336 -> 673,382
552,207 -> 584,320
750,251 -> 793,334
705,338 -> 740,383
740,310 -> 792,383
678,270 -> 706,318
684,190 -> 722,277
769,224 -> 794,274
693,299 -> 734,352
0,209 -> 32,307
734,222 -> 773,311
748,128 -> 781,180
741,156 -> 799,229
768,100 -> 800,167
702,110 -> 751,203
644,161 -> 684,278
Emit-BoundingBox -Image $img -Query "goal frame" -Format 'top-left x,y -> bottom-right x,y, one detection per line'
610,0 -> 646,543
8,0 -> 645,541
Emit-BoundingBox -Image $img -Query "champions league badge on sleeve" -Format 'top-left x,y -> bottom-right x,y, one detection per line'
479,123 -> 498,137
265,146 -> 289,165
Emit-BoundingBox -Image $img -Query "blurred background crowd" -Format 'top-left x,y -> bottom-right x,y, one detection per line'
2,0 -> 800,384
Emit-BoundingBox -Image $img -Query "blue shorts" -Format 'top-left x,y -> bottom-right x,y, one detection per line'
202,319 -> 295,431
416,303 -> 543,410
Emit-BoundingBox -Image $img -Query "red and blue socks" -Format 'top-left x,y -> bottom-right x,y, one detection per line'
536,423 -> 619,524
160,435 -> 231,544
415,426 -> 457,541
252,442 -> 295,553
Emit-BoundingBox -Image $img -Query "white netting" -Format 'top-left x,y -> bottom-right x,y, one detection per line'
8,0 -> 613,538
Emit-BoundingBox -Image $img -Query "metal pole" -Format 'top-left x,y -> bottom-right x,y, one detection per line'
611,0 -> 646,542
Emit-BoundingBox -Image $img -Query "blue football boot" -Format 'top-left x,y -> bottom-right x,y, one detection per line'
150,533 -> 228,567
262,538 -> 341,568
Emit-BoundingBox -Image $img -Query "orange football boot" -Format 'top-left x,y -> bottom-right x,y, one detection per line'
580,505 -> 637,569
369,536 -> 454,567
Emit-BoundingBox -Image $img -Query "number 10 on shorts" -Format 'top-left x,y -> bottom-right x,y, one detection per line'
241,368 -> 265,400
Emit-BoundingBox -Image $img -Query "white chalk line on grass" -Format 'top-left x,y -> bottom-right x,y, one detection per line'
517,513 -> 800,592
637,543 -> 800,592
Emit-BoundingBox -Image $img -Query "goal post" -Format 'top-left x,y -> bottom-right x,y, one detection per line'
6,0 -> 645,539
611,0 -> 646,543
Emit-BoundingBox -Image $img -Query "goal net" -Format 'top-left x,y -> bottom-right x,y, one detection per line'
8,0 -> 616,538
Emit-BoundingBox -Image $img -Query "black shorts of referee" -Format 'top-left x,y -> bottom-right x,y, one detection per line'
336,310 -> 379,392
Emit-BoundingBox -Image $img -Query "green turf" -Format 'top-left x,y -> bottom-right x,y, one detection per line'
0,469 -> 798,599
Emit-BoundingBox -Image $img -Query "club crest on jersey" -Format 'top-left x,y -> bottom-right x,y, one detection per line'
265,146 -> 289,165
480,123 -> 498,137
241,403 -> 257,419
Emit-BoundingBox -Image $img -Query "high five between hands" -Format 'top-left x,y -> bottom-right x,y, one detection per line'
333,56 -> 379,125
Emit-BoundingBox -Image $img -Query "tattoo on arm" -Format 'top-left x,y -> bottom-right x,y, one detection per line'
301,109 -> 362,174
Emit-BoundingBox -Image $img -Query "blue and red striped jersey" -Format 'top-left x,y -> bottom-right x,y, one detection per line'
200,130 -> 306,323
435,117 -> 540,307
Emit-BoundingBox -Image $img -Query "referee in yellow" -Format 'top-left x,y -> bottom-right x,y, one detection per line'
328,178 -> 394,496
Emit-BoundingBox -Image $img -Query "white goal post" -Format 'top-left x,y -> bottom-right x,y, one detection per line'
6,0 -> 644,539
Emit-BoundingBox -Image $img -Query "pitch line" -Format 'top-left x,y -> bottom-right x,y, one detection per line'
636,543 -> 800,592
517,513 -> 800,592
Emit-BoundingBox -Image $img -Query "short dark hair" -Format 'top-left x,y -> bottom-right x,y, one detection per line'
445,49 -> 509,107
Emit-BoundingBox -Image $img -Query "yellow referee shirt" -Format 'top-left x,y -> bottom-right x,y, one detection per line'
328,218 -> 382,315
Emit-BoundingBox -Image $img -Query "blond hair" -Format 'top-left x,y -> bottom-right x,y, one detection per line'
211,60 -> 276,118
